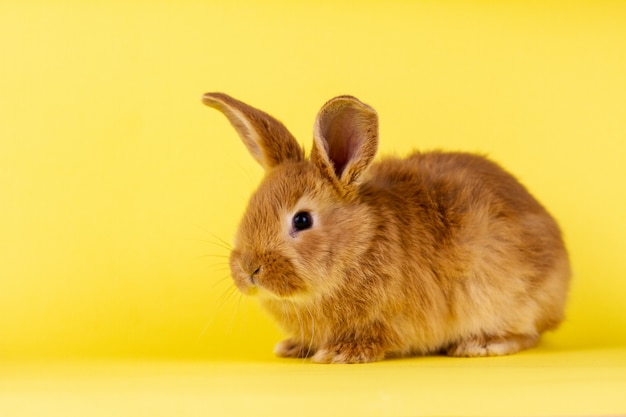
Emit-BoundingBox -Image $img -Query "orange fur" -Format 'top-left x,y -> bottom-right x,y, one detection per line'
203,93 -> 571,364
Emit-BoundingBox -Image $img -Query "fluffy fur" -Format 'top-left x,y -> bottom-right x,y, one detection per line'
202,93 -> 571,364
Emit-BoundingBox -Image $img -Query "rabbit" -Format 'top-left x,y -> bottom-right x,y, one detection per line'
202,92 -> 571,364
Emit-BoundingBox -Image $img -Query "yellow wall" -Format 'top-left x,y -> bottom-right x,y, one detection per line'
1,0 -> 625,360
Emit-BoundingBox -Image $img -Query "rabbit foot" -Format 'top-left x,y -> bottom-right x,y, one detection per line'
311,341 -> 385,364
447,333 -> 540,357
274,338 -> 315,358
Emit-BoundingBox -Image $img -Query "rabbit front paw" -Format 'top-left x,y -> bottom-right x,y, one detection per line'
311,341 -> 385,364
274,338 -> 315,358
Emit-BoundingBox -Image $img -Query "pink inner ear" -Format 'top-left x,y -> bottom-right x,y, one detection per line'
324,111 -> 361,178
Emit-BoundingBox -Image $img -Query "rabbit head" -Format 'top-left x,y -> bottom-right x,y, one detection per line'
202,93 -> 379,301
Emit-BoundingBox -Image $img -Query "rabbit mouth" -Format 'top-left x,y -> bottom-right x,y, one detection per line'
230,248 -> 308,298
243,273 -> 307,299
230,262 -> 307,299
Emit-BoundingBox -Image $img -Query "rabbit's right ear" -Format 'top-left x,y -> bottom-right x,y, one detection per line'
202,93 -> 304,170
311,96 -> 378,195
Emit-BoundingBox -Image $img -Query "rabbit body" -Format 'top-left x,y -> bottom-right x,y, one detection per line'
203,93 -> 570,363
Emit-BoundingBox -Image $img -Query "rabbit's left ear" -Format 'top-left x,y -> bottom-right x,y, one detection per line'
202,93 -> 303,170
311,96 -> 378,193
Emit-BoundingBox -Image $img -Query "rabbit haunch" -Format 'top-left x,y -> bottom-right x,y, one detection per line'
202,93 -> 570,364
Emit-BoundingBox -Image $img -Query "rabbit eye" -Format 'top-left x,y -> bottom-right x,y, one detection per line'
292,211 -> 313,232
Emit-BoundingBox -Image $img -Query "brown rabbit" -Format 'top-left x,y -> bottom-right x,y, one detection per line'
202,93 -> 570,364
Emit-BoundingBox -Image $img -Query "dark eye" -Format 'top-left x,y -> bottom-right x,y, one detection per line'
292,211 -> 313,232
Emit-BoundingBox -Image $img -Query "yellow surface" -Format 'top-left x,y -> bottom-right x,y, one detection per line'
1,348 -> 625,417
1,1 -> 626,416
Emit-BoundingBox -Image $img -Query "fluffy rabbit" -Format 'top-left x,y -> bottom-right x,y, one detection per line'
202,93 -> 570,364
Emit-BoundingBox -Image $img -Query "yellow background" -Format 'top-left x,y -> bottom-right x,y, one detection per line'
1,1 -> 625,416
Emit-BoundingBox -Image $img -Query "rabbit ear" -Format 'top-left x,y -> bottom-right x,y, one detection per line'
311,96 -> 378,192
202,93 -> 304,169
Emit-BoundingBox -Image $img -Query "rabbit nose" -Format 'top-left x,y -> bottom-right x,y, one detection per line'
249,266 -> 261,284
239,257 -> 262,283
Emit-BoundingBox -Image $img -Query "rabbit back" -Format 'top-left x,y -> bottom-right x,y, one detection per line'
359,151 -> 570,356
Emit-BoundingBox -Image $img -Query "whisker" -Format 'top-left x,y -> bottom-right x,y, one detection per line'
191,224 -> 234,251
235,291 -> 248,336
226,289 -> 245,337
302,302 -> 316,360
209,241 -> 233,253
198,284 -> 239,339
204,234 -> 233,252
218,285 -> 239,309
209,273 -> 234,292
185,237 -> 231,252
210,265 -> 231,272
190,254 -> 229,265
279,300 -> 292,357
211,234 -> 233,250
199,254 -> 230,259
287,301 -> 307,362
205,261 -> 230,270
